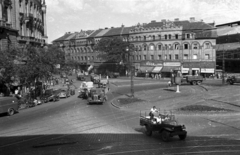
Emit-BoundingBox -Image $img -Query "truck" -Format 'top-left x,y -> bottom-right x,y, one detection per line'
226,76 -> 240,85
0,96 -> 19,116
181,75 -> 203,85
140,111 -> 187,142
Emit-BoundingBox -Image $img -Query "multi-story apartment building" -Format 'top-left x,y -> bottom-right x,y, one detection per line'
53,18 -> 217,77
216,21 -> 240,73
0,0 -> 47,50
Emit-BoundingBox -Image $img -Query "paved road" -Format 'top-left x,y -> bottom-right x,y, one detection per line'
1,78 -> 240,155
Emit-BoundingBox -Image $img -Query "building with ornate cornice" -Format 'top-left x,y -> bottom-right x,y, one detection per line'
53,18 -> 217,77
0,0 -> 47,50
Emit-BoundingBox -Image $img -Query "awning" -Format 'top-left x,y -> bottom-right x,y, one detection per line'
152,66 -> 163,73
161,66 -> 181,72
138,66 -> 154,73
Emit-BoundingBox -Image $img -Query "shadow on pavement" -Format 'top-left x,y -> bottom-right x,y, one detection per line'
1,133 -> 240,155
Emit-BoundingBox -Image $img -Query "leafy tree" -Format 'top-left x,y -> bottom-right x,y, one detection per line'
94,37 -> 135,74
0,48 -> 19,84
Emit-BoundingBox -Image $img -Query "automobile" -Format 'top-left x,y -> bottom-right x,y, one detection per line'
90,74 -> 100,84
226,76 -> 240,85
41,89 -> 60,103
59,89 -> 71,98
107,72 -> 119,78
98,79 -> 108,88
78,88 -> 89,99
77,75 -> 85,81
87,88 -> 107,104
0,96 -> 19,116
140,111 -> 187,142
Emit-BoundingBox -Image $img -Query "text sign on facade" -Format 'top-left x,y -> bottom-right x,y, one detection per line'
141,61 -> 163,67
163,62 -> 181,66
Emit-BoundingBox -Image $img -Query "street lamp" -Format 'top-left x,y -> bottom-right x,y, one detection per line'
126,46 -> 134,98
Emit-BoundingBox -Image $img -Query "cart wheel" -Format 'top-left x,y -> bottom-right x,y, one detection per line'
8,108 -> 15,116
161,130 -> 170,142
179,134 -> 187,140
145,125 -> 152,136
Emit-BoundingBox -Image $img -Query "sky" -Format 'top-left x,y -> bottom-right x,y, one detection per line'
46,0 -> 240,43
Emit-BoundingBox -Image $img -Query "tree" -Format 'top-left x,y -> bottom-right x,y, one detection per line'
94,37 -> 134,74
0,48 -> 19,84
94,37 -> 130,63
15,46 -> 65,86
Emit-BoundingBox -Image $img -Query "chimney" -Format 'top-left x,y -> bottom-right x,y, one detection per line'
190,17 -> 195,22
174,18 -> 179,21
161,19 -> 166,25
121,24 -> 124,27
151,20 -> 156,23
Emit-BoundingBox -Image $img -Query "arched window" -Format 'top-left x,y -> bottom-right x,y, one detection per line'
138,36 -> 142,41
149,44 -> 154,51
152,35 -> 155,41
144,36 -> 146,41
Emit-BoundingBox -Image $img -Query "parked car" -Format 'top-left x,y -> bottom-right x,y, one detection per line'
87,88 -> 106,104
140,111 -> 187,142
90,74 -> 100,84
226,76 -> 240,85
41,89 -> 60,103
107,72 -> 120,78
59,89 -> 71,98
0,96 -> 19,116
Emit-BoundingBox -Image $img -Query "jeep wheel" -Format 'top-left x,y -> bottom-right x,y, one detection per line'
161,130 -> 170,142
179,134 -> 187,140
8,108 -> 15,116
197,81 -> 202,85
192,81 -> 197,85
145,125 -> 152,136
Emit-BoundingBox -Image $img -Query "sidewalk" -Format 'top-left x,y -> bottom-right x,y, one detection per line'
111,84 -> 240,114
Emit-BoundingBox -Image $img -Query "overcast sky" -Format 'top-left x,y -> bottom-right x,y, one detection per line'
46,0 -> 240,43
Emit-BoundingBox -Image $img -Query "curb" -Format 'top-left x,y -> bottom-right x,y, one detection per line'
110,98 -> 122,109
198,84 -> 209,91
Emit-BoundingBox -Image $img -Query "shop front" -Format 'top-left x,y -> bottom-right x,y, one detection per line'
162,62 -> 181,78
138,61 -> 163,77
182,61 -> 215,78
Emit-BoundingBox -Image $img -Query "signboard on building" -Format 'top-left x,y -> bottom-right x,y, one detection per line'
140,61 -> 163,67
163,62 -> 181,66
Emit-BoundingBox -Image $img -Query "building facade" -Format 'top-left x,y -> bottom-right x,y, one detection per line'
53,18 -> 217,77
216,21 -> 240,73
0,0 -> 47,50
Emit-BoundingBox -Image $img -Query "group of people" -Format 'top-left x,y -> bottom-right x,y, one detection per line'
149,106 -> 169,124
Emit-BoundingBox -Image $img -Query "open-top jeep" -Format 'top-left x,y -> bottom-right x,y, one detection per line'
140,111 -> 187,142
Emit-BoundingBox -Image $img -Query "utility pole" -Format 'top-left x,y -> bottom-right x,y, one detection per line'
130,54 -> 134,98
222,50 -> 225,85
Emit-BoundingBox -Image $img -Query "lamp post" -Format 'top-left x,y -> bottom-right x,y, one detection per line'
126,46 -> 134,98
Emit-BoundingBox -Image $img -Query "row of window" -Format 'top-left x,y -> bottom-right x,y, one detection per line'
70,54 -> 211,61
132,54 -> 211,61
67,42 -> 212,54
129,33 -> 195,42
136,42 -> 212,51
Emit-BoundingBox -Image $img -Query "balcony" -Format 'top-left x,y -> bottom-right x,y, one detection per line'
24,13 -> 34,23
0,20 -> 12,29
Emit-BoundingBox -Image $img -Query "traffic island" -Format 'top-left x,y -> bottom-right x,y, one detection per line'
178,105 -> 235,113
